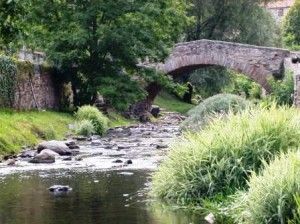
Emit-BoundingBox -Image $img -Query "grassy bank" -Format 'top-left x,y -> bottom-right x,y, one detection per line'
151,106 -> 300,208
154,91 -> 194,114
0,110 -> 73,155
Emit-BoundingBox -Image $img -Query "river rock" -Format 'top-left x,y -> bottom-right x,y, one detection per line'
62,156 -> 72,161
151,105 -> 160,118
156,144 -> 168,149
6,159 -> 16,166
113,159 -> 123,163
37,141 -> 72,156
68,145 -> 80,149
19,149 -> 36,158
65,140 -> 76,147
125,159 -> 133,165
91,140 -> 102,146
75,155 -> 83,161
3,155 -> 17,160
73,136 -> 88,141
29,150 -> 56,164
48,185 -> 72,192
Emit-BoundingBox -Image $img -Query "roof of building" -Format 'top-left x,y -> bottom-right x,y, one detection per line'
266,0 -> 295,9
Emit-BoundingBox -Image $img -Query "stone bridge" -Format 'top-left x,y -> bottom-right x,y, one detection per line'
145,39 -> 300,105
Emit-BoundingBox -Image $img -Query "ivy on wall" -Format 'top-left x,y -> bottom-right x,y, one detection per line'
0,56 -> 17,107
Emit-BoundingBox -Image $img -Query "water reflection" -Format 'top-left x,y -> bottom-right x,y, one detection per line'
0,170 -> 203,224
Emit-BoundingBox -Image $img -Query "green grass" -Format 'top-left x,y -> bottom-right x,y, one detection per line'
232,151 -> 300,224
0,110 -> 73,155
154,91 -> 194,114
150,105 -> 300,207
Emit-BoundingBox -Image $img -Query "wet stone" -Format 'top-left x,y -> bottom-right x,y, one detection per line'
19,149 -> 36,158
113,159 -> 123,163
62,157 -> 72,161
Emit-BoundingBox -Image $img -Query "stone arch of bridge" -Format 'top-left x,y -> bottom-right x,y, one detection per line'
155,40 -> 292,92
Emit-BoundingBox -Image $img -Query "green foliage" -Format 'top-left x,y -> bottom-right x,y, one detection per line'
25,0 -> 190,109
154,90 -> 194,114
75,119 -> 95,137
0,55 -> 17,107
267,71 -> 294,106
232,151 -> 300,224
182,94 -> 249,130
224,72 -> 262,99
151,106 -> 300,206
97,74 -> 146,111
291,194 -> 300,224
188,67 -> 231,99
14,60 -> 34,80
0,0 -> 25,49
283,0 -> 300,49
0,110 -> 73,155
187,0 -> 279,46
142,69 -> 188,97
75,105 -> 108,135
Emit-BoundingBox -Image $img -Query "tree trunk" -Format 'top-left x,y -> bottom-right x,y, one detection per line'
129,82 -> 161,118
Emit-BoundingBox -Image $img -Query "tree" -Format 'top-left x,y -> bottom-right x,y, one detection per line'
24,0 -> 189,110
0,0 -> 25,51
186,0 -> 279,46
283,0 -> 300,50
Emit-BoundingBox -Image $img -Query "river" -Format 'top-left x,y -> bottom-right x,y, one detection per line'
0,112 -> 204,224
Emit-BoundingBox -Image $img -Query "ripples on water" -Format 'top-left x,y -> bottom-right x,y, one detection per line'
0,170 -> 203,224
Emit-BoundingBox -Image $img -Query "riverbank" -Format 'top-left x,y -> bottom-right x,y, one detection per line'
0,110 -> 73,156
0,111 -> 184,174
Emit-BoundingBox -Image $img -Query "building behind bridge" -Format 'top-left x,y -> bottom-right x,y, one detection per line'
265,0 -> 295,23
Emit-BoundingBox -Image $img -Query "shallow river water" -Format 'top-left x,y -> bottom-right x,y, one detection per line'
0,170 -> 203,224
0,113 -> 204,224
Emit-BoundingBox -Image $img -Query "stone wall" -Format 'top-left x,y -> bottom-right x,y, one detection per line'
14,72 -> 59,110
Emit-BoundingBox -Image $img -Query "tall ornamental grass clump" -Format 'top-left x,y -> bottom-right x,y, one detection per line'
181,94 -> 249,130
75,105 -> 108,135
151,106 -> 300,206
232,151 -> 300,224
75,119 -> 95,137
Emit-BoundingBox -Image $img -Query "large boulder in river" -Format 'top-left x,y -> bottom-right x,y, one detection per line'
29,150 -> 56,164
37,141 -> 72,156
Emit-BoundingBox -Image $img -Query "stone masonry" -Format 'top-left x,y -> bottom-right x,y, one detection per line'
146,39 -> 300,105
14,72 -> 59,110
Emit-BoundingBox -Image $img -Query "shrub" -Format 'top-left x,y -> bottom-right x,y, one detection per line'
267,71 -> 294,106
283,0 -> 300,49
75,119 -> 95,136
151,106 -> 300,206
232,151 -> 300,224
75,105 -> 108,135
181,94 -> 249,130
224,72 -> 262,100
0,56 -> 17,107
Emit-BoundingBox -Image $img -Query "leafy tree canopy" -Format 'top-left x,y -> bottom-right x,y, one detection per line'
23,0 -> 189,109
186,0 -> 279,46
283,0 -> 300,50
0,0 -> 25,51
